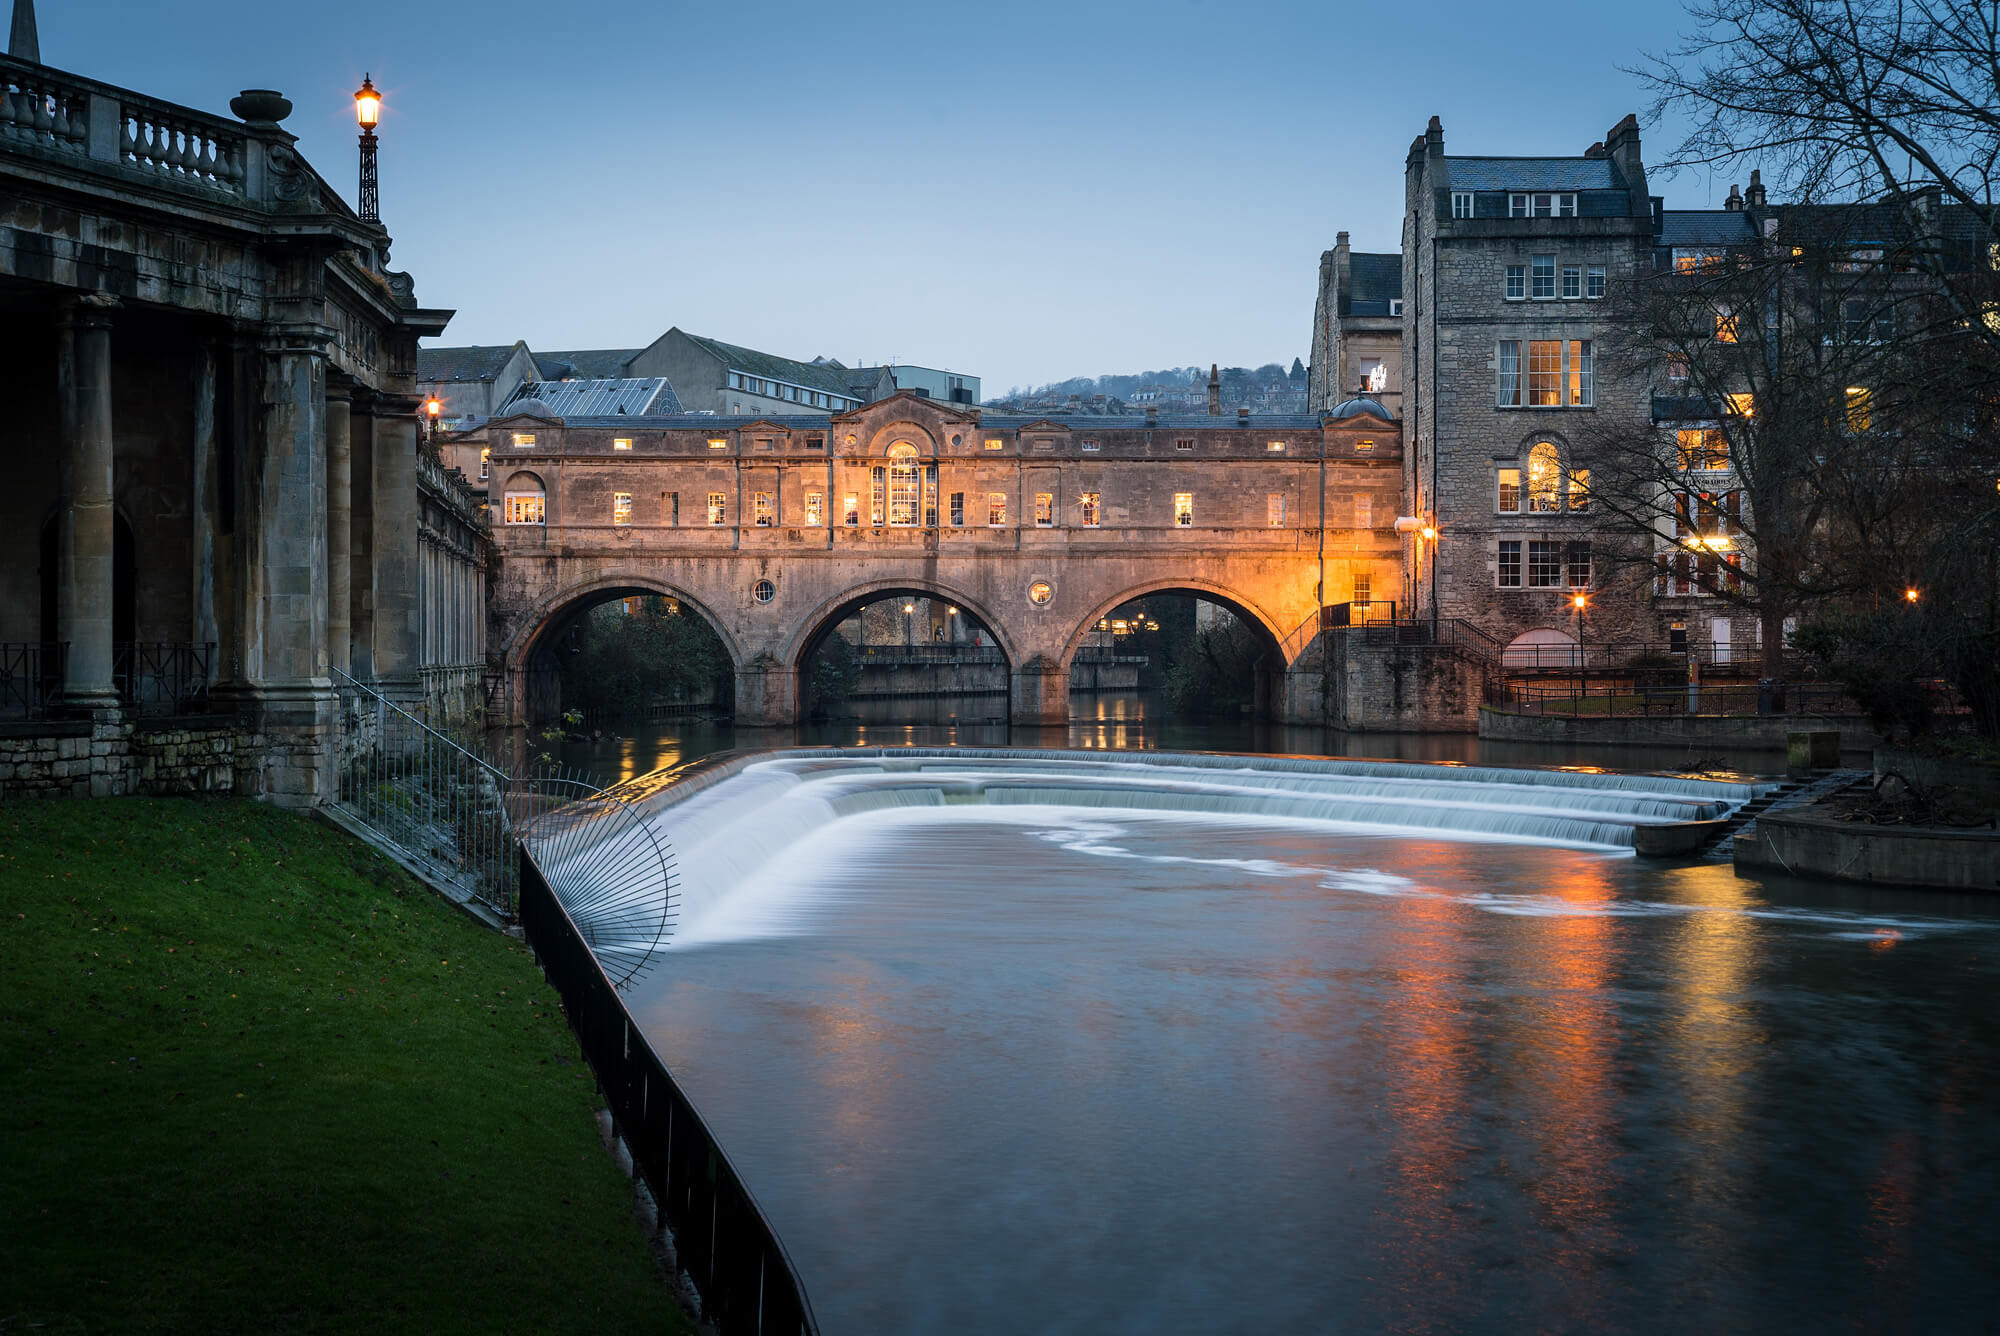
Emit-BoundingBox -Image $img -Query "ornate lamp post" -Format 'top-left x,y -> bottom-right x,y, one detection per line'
1571,591 -> 1589,703
354,75 -> 381,223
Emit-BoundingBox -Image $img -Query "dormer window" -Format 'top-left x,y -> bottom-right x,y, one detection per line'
1451,191 -> 1474,219
1510,192 -> 1577,218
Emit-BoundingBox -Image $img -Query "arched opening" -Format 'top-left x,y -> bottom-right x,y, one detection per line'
501,470 -> 547,527
1502,628 -> 1583,671
514,585 -> 737,772
1070,587 -> 1288,725
795,586 -> 1013,728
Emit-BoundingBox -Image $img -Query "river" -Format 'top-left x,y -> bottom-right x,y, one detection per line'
555,705 -> 1998,1333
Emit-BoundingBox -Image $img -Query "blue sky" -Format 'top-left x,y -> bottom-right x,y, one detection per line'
44,0 -> 1721,393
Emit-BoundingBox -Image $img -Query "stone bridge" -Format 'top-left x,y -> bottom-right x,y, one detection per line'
464,394 -> 1409,727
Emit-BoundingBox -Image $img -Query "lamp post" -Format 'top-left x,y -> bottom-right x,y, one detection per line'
354,75 -> 381,223
423,395 -> 442,444
1571,591 -> 1589,705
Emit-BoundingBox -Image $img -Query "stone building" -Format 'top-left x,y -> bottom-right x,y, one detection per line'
446,392 -> 1406,729
1399,114 -> 1661,665
1308,231 -> 1403,414
633,328 -> 895,416
415,341 -> 539,429
0,30 -> 482,802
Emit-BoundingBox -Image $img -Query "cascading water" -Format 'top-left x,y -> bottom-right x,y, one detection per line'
640,749 -> 1768,948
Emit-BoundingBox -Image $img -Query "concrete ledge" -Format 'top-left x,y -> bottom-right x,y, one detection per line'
1734,809 -> 2000,891
1633,819 -> 1729,857
1481,707 -> 1878,751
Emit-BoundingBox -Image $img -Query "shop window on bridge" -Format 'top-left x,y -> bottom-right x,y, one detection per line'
871,465 -> 890,525
924,465 -> 939,527
843,493 -> 860,526
1081,492 -> 1100,527
988,492 -> 1007,526
753,491 -> 774,526
612,492 -> 633,525
805,491 -> 824,526
1035,492 -> 1054,526
1174,493 -> 1194,526
666,492 -> 680,525
949,491 -> 965,526
707,491 -> 727,526
478,447 -> 489,481
503,473 -> 544,525
1268,494 -> 1286,527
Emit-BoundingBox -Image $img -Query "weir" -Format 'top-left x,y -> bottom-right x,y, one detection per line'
595,749 -> 1770,950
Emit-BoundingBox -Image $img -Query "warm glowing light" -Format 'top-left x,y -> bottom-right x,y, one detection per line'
945,606 -> 957,616
902,602 -> 915,614
424,397 -> 441,418
354,75 -> 381,130
1571,593 -> 1588,610
1421,526 -> 1438,541
1905,587 -> 1921,603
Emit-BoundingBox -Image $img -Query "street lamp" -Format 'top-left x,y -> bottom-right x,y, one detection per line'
1904,586 -> 1921,604
424,395 -> 442,442
354,75 -> 381,223
1571,591 -> 1589,701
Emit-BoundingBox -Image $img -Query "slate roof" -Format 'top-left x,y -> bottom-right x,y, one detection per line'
683,333 -> 877,399
506,378 -> 681,417
1446,157 -> 1623,192
981,414 -> 1328,432
1350,252 -> 1403,303
1658,211 -> 1759,247
535,348 -> 641,380
417,344 -> 526,382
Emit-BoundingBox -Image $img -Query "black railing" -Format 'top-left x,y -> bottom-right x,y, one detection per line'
1490,680 -> 1856,717
115,642 -> 215,715
0,642 -> 65,718
854,643 -> 1005,663
519,852 -> 819,1335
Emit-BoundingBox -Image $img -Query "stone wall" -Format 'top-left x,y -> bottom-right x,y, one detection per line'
1323,635 -> 1487,732
0,712 -> 238,799
1478,707 -> 1878,750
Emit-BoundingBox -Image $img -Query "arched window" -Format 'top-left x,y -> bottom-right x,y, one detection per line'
1527,441 -> 1562,512
887,443 -> 920,525
503,471 -> 546,525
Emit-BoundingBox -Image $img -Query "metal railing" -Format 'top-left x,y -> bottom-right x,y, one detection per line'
1491,680 -> 1857,717
520,852 -> 819,1335
0,642 -> 64,718
115,641 -> 214,714
854,643 -> 1006,663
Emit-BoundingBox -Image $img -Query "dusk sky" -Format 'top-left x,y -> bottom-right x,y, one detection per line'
50,0 -> 1724,393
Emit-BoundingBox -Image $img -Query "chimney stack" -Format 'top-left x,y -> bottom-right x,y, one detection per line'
1207,364 -> 1220,416
1237,405 -> 1250,423
1724,183 -> 1743,211
1744,169 -> 1767,210
1145,405 -> 1158,426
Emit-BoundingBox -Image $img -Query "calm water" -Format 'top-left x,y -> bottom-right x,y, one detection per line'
555,691 -> 1814,782
612,752 -> 2000,1335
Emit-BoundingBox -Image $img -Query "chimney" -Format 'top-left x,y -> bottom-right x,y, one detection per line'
1583,141 -> 1606,159
1724,183 -> 1743,211
1744,168 -> 1767,210
1145,405 -> 1158,426
1207,364 -> 1220,416
1605,113 -> 1651,218
1237,405 -> 1250,423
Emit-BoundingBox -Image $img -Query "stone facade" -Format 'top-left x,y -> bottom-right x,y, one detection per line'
455,393 -> 1405,728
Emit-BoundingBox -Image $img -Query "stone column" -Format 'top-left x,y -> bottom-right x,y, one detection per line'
347,396 -> 375,678
243,330 -> 332,806
734,652 -> 797,727
59,296 -> 120,710
368,393 -> 422,686
324,377 -> 353,675
1010,654 -> 1070,726
189,341 -> 220,659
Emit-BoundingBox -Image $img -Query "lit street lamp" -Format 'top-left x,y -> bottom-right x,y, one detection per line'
1571,591 -> 1589,701
354,74 -> 381,223
423,395 -> 442,442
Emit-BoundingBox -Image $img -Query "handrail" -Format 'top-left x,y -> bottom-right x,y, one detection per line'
519,852 -> 820,1335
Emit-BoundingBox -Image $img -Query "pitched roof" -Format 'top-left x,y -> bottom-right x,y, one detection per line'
1349,251 -> 1403,306
535,348 -> 641,380
1658,211 -> 1759,247
1446,157 -> 1623,192
507,378 -> 681,416
417,344 -> 526,382
683,332 -> 878,399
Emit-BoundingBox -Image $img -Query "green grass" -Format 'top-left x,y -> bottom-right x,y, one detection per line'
1,797 -> 689,1335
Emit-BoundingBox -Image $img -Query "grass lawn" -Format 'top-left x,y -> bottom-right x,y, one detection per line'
1,797 -> 690,1335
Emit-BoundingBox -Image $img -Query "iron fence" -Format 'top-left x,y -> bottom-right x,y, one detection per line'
0,642 -> 64,718
520,851 -> 819,1336
114,641 -> 214,714
854,643 -> 1006,664
1492,680 -> 1857,717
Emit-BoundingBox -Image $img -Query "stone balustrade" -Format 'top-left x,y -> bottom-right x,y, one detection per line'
118,97 -> 244,193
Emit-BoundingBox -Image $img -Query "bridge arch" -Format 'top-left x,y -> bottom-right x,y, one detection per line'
1061,578 -> 1294,723
500,574 -> 746,728
784,578 -> 1022,723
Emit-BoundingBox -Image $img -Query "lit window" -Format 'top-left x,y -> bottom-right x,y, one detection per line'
1532,255 -> 1556,299
1029,580 -> 1054,605
805,491 -> 823,526
505,493 -> 544,525
843,493 -> 859,526
1562,265 -> 1582,299
1356,437 -> 1376,452
949,492 -> 964,526
707,492 -> 726,526
1715,308 -> 1740,342
1081,438 -> 1101,452
1846,386 -> 1872,432
512,433 -> 535,448
1990,242 -> 2000,271
1266,440 -> 1286,453
1528,539 -> 1564,587
1497,468 -> 1521,513
1353,493 -> 1371,528
1452,191 -> 1474,218
1568,340 -> 1594,406
1268,493 -> 1286,527
1035,492 -> 1054,526
1175,438 -> 1195,451
1528,340 -> 1562,405
988,492 -> 1007,526
1677,428 -> 1728,471
1527,442 -> 1562,512
1567,467 -> 1590,511
1506,265 -> 1526,300
708,438 -> 728,450
1725,392 -> 1755,417
1586,265 -> 1605,298
1081,491 -> 1100,526
753,491 -> 774,526
478,447 -> 489,480
612,492 -> 633,525
1498,540 -> 1522,587
613,437 -> 633,450
1352,572 -> 1372,606
984,438 -> 1004,450
888,446 -> 920,525
1667,359 -> 1689,383
1173,493 -> 1194,527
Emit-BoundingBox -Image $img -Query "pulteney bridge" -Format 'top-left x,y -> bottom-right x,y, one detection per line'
461,393 -> 1408,727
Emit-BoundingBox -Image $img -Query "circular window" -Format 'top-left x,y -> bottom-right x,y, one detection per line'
950,433 -> 962,446
1028,580 -> 1055,606
752,579 -> 776,604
